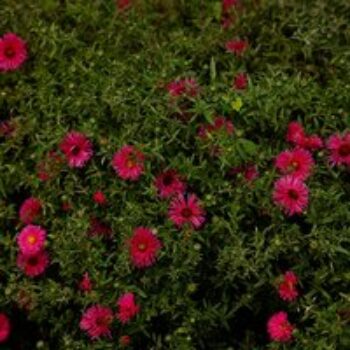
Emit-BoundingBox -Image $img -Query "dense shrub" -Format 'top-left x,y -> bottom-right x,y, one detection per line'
0,0 -> 349,349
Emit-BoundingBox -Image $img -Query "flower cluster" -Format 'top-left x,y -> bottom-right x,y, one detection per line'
16,198 -> 50,278
80,292 -> 140,339
267,271 -> 299,343
273,121 -> 349,216
0,2 -> 348,347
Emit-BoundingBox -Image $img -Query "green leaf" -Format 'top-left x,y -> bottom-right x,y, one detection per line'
210,57 -> 216,82
237,138 -> 258,156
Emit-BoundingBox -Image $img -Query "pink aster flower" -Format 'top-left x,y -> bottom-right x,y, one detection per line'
17,250 -> 49,277
168,194 -> 206,229
167,78 -> 199,98
93,191 -> 107,205
59,131 -> 93,168
278,271 -> 299,302
198,116 -> 234,139
0,313 -> 10,343
116,292 -> 140,324
286,121 -> 323,151
79,272 -> 93,293
233,72 -> 248,90
112,145 -> 145,181
154,169 -> 186,199
0,33 -> 27,72
225,39 -> 248,56
19,197 -> 42,224
267,311 -> 294,343
286,121 -> 305,146
273,176 -> 309,216
327,132 -> 350,167
304,135 -> 323,150
275,148 -> 314,180
129,227 -> 161,268
80,305 -> 113,340
17,225 -> 46,256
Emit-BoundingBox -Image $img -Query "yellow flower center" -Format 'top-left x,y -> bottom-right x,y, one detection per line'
127,159 -> 135,168
27,234 -> 37,245
138,243 -> 146,251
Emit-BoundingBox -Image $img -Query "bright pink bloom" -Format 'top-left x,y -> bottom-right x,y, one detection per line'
286,121 -> 305,146
17,250 -> 49,277
0,313 -> 10,343
0,33 -> 27,71
119,335 -> 131,347
79,272 -> 92,293
129,227 -> 161,268
304,135 -> 323,150
80,305 -> 113,339
155,169 -> 186,199
168,194 -> 206,229
167,78 -> 199,98
93,191 -> 107,205
17,225 -> 46,256
225,39 -> 248,56
273,176 -> 309,216
286,122 -> 323,151
117,0 -> 132,11
112,145 -> 145,181
198,116 -> 234,139
327,132 -> 350,166
278,271 -> 299,302
222,0 -> 238,13
233,72 -> 248,90
19,197 -> 42,224
116,292 -> 140,324
59,131 -> 93,168
275,148 -> 314,180
267,311 -> 294,343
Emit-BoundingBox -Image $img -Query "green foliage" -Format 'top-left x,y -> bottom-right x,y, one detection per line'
0,0 -> 349,349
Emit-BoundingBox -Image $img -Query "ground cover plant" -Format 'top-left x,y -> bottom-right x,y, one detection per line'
0,0 -> 350,349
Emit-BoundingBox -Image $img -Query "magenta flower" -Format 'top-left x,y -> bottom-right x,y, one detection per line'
59,131 -> 93,168
116,292 -> 140,324
0,33 -> 27,71
80,305 -> 113,339
17,225 -> 46,256
154,169 -> 186,199
112,145 -> 145,181
129,227 -> 162,268
327,132 -> 350,167
273,175 -> 309,216
267,311 -> 294,343
168,194 -> 206,229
